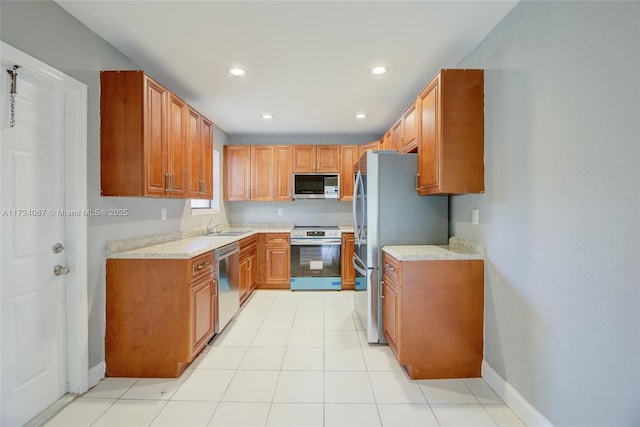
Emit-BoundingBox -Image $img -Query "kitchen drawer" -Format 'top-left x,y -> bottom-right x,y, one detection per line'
382,253 -> 402,287
239,235 -> 258,254
190,251 -> 215,281
263,233 -> 289,246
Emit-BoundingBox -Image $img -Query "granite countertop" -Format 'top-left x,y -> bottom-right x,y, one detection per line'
107,225 -> 293,260
382,237 -> 485,261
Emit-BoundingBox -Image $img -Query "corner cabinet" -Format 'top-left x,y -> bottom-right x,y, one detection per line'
100,70 -> 213,199
381,252 -> 484,379
417,69 -> 484,195
105,251 -> 216,378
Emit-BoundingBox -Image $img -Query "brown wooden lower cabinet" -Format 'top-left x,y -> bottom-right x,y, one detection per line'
257,233 -> 290,289
239,235 -> 258,304
105,251 -> 216,378
382,252 -> 484,379
341,232 -> 355,289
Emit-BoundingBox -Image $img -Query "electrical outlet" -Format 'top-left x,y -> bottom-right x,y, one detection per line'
277,208 -> 283,216
161,207 -> 166,221
472,209 -> 479,225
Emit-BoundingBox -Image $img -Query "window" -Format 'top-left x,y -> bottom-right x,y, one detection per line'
191,150 -> 220,215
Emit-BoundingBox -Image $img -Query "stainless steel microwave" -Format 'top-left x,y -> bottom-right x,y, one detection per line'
293,173 -> 339,199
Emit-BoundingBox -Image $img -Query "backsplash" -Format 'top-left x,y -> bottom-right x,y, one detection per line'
227,200 -> 353,226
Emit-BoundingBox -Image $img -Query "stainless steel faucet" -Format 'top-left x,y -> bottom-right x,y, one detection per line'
205,219 -> 222,235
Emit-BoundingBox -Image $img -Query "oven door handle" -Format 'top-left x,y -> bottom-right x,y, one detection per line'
290,238 -> 342,246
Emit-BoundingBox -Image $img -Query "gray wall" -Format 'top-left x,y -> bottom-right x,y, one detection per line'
226,134 -> 377,225
451,1 -> 639,425
1,0 -> 230,369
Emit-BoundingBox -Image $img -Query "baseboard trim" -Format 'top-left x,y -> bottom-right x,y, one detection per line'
482,361 -> 553,427
88,361 -> 106,389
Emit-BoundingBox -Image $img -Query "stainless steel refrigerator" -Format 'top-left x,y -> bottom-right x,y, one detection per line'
352,151 -> 448,343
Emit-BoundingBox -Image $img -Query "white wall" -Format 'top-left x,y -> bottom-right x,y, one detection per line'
0,0 -> 230,369
451,2 -> 640,425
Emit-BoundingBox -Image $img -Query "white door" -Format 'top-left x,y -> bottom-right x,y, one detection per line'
1,60 -> 69,426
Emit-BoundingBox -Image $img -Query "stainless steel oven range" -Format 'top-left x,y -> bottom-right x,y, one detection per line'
290,226 -> 342,290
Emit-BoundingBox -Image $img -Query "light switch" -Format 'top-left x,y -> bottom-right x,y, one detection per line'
278,208 -> 283,216
161,208 -> 166,221
472,209 -> 479,225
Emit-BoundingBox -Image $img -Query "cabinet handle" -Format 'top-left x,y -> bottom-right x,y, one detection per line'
381,281 -> 384,298
196,260 -> 211,270
385,263 -> 395,272
415,174 -> 420,190
166,173 -> 171,191
202,180 -> 206,194
170,173 -> 175,191
248,258 -> 252,270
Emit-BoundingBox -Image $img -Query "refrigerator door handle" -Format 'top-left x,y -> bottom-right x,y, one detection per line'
352,170 -> 362,244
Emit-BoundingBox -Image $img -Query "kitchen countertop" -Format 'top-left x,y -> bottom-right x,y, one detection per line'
107,226 -> 292,259
382,237 -> 485,261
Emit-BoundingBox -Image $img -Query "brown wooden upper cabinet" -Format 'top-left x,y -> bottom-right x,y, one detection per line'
359,140 -> 379,156
417,69 -> 484,195
187,108 -> 214,199
292,145 -> 340,173
100,70 -> 213,199
224,145 -> 292,202
399,100 -> 418,153
339,145 -> 358,201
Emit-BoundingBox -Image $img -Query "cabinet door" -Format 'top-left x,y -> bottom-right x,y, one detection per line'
401,101 -> 418,153
339,146 -> 358,201
266,247 -> 290,284
143,76 -> 167,196
186,107 -> 202,198
292,146 -> 316,172
249,253 -> 258,291
274,146 -> 292,201
200,117 -> 214,200
224,145 -> 251,201
382,130 -> 392,150
251,146 -> 274,201
417,78 -> 439,193
391,120 -> 403,151
316,145 -> 340,172
239,258 -> 250,304
341,232 -> 355,289
166,93 -> 188,197
382,279 -> 400,357
189,276 -> 215,358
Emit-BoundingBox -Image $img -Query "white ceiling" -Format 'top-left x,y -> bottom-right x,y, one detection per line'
55,0 -> 517,136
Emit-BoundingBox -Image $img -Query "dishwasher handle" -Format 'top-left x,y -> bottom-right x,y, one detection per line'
215,241 -> 239,258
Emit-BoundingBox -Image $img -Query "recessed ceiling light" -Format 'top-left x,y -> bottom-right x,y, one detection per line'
370,66 -> 387,75
355,113 -> 367,119
229,67 -> 247,77
261,114 -> 273,120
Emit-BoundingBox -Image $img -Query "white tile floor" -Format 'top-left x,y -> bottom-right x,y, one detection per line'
46,290 -> 526,427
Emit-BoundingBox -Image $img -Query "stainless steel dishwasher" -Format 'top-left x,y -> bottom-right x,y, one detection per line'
215,241 -> 240,332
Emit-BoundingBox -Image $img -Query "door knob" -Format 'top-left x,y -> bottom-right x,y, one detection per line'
53,265 -> 70,276
52,243 -> 65,254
